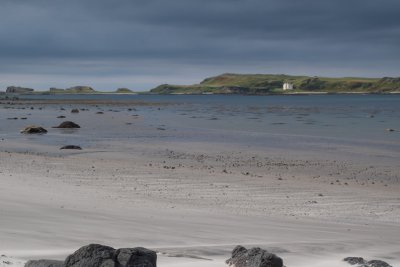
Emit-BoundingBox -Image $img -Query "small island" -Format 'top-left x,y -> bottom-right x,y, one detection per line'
2,85 -> 136,95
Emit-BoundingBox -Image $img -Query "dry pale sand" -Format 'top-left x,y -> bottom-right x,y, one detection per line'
1,137 -> 399,267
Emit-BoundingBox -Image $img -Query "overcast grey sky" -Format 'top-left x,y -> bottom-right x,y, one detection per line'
0,0 -> 399,91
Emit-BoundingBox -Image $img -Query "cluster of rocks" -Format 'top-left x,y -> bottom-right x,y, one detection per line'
344,257 -> 392,267
20,118 -> 82,150
21,244 -> 395,267
25,244 -> 157,267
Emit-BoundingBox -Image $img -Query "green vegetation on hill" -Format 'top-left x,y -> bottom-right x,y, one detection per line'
114,88 -> 134,94
150,74 -> 400,94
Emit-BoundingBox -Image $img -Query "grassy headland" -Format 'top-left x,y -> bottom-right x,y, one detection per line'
150,73 -> 400,94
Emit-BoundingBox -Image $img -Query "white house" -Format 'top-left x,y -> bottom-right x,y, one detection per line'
283,82 -> 294,90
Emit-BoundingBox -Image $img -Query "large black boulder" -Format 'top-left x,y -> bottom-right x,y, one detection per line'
226,246 -> 283,267
64,244 -> 116,267
115,247 -> 157,267
63,244 -> 157,267
25,260 -> 63,267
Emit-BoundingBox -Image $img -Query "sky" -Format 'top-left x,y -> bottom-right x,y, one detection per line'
0,0 -> 399,91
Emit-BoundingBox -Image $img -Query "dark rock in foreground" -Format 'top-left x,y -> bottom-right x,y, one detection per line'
60,145 -> 82,150
25,259 -> 63,267
21,125 -> 47,134
115,248 -> 157,267
344,257 -> 392,267
226,246 -> 283,267
64,244 -> 157,267
53,121 -> 80,128
64,244 -> 115,267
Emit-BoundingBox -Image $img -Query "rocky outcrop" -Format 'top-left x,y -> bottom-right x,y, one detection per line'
6,86 -> 34,94
21,125 -> 48,134
344,257 -> 392,267
53,121 -> 81,128
25,260 -> 64,267
63,244 -> 157,267
226,246 -> 283,267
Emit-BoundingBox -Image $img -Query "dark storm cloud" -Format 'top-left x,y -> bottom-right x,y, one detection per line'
0,0 -> 399,90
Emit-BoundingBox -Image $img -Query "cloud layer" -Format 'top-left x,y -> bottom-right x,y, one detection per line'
1,0 -> 399,90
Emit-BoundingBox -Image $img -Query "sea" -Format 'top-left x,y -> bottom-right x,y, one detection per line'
1,94 -> 399,164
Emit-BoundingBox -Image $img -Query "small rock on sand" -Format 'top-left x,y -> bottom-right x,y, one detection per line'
20,125 -> 47,134
60,145 -> 82,150
53,121 -> 81,128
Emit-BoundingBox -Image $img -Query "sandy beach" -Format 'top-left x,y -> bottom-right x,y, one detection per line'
1,97 -> 399,267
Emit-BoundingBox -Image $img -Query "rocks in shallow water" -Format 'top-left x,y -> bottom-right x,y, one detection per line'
60,145 -> 82,150
63,244 -> 157,267
71,109 -> 79,113
344,257 -> 392,267
25,259 -> 63,267
57,115 -> 66,119
21,125 -> 47,134
53,121 -> 81,128
385,128 -> 395,132
226,246 -> 283,267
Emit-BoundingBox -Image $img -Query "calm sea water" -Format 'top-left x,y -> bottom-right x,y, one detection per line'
1,94 -> 399,162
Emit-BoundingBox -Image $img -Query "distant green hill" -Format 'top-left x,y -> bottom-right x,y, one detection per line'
150,74 -> 400,94
114,88 -> 134,94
